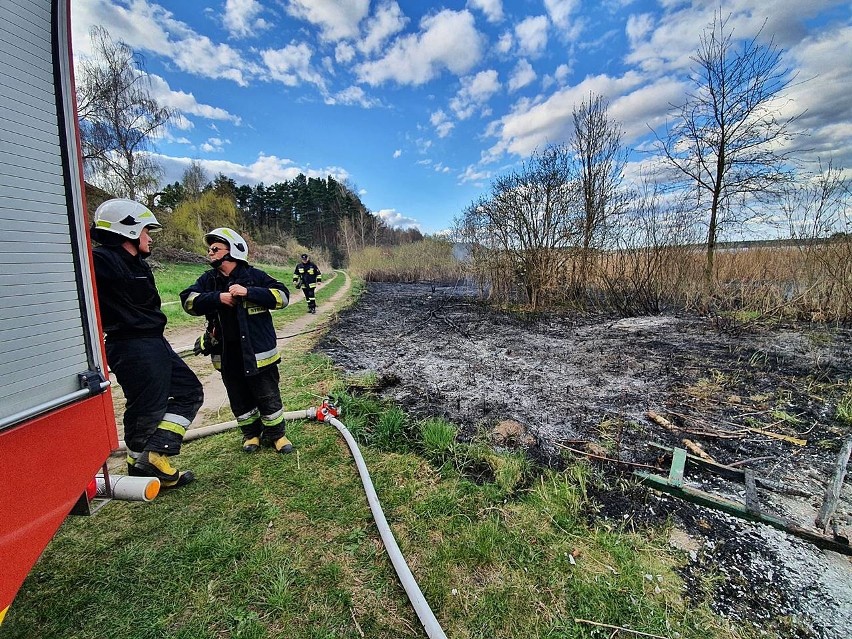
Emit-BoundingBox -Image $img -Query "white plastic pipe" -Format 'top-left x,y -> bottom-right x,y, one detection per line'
96,474 -> 160,502
326,415 -> 449,639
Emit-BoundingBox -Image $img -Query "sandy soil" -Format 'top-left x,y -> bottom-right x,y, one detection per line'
317,281 -> 852,639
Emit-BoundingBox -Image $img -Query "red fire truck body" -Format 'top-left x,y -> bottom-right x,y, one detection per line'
0,0 -> 118,623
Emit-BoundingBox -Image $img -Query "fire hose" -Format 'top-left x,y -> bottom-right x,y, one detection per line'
114,400 -> 449,639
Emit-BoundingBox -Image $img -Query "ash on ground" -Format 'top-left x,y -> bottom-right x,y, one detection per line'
318,282 -> 852,639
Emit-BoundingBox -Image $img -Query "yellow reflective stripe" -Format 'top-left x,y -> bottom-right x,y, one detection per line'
255,347 -> 279,368
157,421 -> 187,437
1,606 -> 9,625
270,289 -> 286,309
95,220 -> 112,229
237,409 -> 260,427
183,291 -> 200,312
261,408 -> 284,427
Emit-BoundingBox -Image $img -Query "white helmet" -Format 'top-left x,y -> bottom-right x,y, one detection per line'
204,227 -> 249,262
93,199 -> 161,239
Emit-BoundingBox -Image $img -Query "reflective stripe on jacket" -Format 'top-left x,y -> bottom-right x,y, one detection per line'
180,263 -> 289,376
293,261 -> 322,289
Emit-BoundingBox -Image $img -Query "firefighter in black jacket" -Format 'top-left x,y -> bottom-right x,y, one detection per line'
180,228 -> 294,454
293,253 -> 322,313
91,199 -> 202,488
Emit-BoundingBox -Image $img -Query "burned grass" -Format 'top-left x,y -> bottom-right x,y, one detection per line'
318,281 -> 852,639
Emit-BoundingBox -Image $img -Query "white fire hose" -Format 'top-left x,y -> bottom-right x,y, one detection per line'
114,402 -> 449,638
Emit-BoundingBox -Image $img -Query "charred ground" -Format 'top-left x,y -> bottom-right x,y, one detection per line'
318,282 -> 852,639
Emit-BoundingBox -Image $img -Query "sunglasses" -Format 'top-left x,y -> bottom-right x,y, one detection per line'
208,246 -> 228,255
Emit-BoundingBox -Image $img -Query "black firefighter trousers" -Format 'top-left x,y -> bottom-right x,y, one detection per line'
106,336 -> 203,455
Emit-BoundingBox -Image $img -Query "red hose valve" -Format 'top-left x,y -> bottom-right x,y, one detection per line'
316,398 -> 339,421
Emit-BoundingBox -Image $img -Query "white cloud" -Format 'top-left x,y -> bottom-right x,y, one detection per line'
486,72 -> 648,159
223,0 -> 269,39
262,43 -> 327,90
200,137 -> 229,153
544,0 -> 579,32
507,59 -> 536,92
285,0 -> 371,41
355,10 -> 485,86
359,1 -> 408,55
377,208 -> 421,230
449,69 -> 500,120
468,0 -> 503,24
72,0 -> 259,86
335,42 -> 356,64
458,164 -> 492,184
625,13 -> 654,46
153,152 -> 350,187
785,24 -> 852,169
393,149 -> 402,158
496,31 -> 513,54
431,109 -> 455,138
147,74 -> 242,124
515,15 -> 549,57
330,85 -> 380,108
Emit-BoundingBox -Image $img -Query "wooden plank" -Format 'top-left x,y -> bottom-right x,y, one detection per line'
816,434 -> 852,533
668,447 -> 686,487
744,469 -> 760,514
634,470 -> 852,556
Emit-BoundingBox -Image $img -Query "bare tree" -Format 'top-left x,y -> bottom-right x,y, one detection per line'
656,12 -> 800,286
570,93 -> 630,292
782,162 -> 852,319
77,26 -> 175,199
181,160 -> 209,200
455,145 -> 578,308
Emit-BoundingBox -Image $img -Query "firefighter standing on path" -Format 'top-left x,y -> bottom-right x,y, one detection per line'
91,199 -> 202,488
180,228 -> 294,454
293,253 -> 322,313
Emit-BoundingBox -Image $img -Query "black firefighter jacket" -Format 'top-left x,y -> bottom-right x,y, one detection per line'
293,261 -> 322,289
180,263 -> 289,376
93,244 -> 167,341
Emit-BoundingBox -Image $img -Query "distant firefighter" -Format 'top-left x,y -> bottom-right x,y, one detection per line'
293,253 -> 322,313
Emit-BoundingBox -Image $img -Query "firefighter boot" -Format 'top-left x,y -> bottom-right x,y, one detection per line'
134,451 -> 195,488
273,435 -> 294,454
242,436 -> 261,453
262,424 -> 293,454
308,299 -> 317,314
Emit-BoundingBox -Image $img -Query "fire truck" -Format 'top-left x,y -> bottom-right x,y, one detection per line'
0,0 -> 147,624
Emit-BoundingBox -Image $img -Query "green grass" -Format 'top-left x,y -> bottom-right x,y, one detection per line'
5,269 -> 770,639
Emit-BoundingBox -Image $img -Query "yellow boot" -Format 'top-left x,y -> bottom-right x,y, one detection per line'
272,435 -> 293,454
134,451 -> 195,488
242,436 -> 261,453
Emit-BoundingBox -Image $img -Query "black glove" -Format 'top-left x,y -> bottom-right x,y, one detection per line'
193,331 -> 220,356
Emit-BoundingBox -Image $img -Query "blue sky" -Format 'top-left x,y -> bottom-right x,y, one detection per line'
71,0 -> 852,235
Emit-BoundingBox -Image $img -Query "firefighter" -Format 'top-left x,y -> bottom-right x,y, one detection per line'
293,253 -> 322,313
90,199 -> 202,488
180,228 -> 294,454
